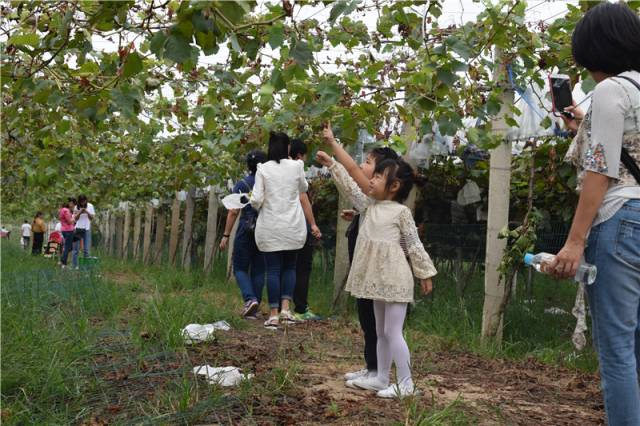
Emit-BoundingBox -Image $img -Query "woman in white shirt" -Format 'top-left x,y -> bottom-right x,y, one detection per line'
72,194 -> 95,268
251,132 -> 308,327
552,4 -> 640,425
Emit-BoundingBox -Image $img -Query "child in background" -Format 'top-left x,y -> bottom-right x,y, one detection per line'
321,124 -> 399,386
317,146 -> 436,398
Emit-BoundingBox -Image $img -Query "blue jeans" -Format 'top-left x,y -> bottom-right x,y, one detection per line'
263,250 -> 297,309
585,199 -> 640,426
61,231 -> 74,266
72,229 -> 91,268
232,227 -> 265,303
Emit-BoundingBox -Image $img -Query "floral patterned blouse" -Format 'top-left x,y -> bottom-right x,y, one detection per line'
565,71 -> 640,226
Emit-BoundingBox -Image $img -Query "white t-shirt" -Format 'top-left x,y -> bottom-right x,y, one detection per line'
74,203 -> 95,230
250,159 -> 309,252
54,222 -> 62,232
21,223 -> 31,237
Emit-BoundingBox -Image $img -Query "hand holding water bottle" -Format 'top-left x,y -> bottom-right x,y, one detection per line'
548,239 -> 586,280
524,250 -> 597,285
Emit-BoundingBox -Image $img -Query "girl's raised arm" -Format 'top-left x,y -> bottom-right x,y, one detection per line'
317,151 -> 370,213
322,123 -> 370,193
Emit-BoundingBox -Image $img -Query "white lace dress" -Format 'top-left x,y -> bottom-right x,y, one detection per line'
328,161 -> 437,303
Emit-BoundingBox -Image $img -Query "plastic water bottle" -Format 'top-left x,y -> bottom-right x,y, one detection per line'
523,252 -> 597,285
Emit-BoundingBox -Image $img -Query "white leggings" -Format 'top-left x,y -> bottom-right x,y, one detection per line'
373,300 -> 411,386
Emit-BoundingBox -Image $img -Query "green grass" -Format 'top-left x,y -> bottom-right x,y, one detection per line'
1,240 -> 598,424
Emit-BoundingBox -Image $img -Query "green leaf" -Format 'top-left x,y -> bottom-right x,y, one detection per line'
268,23 -> 284,49
505,116 -> 519,128
271,68 -> 285,91
7,33 -> 40,47
329,0 -> 360,24
540,116 -> 552,129
259,83 -> 275,96
150,31 -> 168,57
75,61 -> 101,77
317,80 -> 341,105
165,34 -> 191,63
195,31 -> 217,55
580,76 -> 596,93
445,36 -> 471,59
436,69 -> 457,86
291,40 -> 313,67
121,52 -> 143,78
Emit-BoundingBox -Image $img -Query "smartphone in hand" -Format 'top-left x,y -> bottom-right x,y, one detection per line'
549,74 -> 573,118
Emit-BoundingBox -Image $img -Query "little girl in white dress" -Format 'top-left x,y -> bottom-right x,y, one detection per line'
317,151 -> 437,398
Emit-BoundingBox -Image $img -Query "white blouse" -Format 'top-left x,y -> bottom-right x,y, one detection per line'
251,159 -> 309,252
329,160 -> 437,303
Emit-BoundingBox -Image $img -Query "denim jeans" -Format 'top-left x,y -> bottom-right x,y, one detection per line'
61,231 -> 74,265
232,227 -> 266,304
263,250 -> 297,309
72,229 -> 91,268
584,199 -> 640,426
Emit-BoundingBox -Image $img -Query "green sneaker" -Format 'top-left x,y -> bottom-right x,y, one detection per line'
294,309 -> 322,321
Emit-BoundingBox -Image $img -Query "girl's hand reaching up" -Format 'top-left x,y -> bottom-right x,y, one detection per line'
322,122 -> 337,145
420,278 -> 433,295
316,150 -> 333,167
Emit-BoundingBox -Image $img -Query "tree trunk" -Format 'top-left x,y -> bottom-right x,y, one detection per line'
132,208 -> 142,260
481,49 -> 514,343
181,188 -> 196,270
153,207 -> 166,264
168,194 -> 181,266
104,211 -> 111,252
122,203 -> 131,259
142,204 -> 153,264
204,188 -> 219,273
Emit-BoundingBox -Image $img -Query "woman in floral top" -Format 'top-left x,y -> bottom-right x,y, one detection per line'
553,4 -> 640,425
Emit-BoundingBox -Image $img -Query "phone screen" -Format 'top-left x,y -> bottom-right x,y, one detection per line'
550,77 -> 573,113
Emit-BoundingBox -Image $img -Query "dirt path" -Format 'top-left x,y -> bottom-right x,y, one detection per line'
187,319 -> 604,425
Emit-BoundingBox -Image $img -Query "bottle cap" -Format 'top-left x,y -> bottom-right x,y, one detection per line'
523,253 -> 534,266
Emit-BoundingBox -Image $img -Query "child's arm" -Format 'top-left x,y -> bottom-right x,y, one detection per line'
322,123 -> 370,193
398,207 -> 437,288
316,151 -> 371,213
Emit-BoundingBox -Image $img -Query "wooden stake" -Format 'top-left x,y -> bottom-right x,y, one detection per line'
122,203 -> 131,259
142,204 -> 153,264
153,207 -> 166,264
132,208 -> 142,260
204,187 -> 219,273
332,193 -> 351,309
109,212 -> 117,256
181,188 -> 196,270
168,193 -> 181,266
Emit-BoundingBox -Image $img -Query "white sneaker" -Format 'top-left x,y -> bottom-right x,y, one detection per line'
376,380 -> 418,399
344,369 -> 368,381
351,375 -> 388,391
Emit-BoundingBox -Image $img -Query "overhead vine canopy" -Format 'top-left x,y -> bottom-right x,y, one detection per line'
2,0 -> 625,216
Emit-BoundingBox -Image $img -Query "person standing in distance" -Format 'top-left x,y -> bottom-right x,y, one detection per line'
72,195 -> 95,269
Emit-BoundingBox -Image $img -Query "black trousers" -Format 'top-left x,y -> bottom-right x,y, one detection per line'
32,232 -> 44,255
357,298 -> 378,371
293,242 -> 313,314
348,214 -> 378,371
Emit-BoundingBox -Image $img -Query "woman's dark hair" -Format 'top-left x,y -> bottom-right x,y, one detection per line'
246,150 -> 267,175
572,2 -> 640,74
77,195 -> 88,208
34,211 -> 42,219
68,197 -> 77,206
289,138 -> 307,160
374,158 -> 426,203
367,146 -> 399,164
268,131 -> 290,163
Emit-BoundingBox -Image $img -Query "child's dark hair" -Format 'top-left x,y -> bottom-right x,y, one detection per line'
290,138 -> 307,160
268,131 -> 290,163
367,146 -> 398,164
374,158 -> 426,203
246,150 -> 267,174
77,195 -> 88,208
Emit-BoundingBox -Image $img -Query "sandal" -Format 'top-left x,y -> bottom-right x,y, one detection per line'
279,310 -> 298,323
263,316 -> 279,328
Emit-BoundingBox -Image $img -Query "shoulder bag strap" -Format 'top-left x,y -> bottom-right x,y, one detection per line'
612,75 -> 640,184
